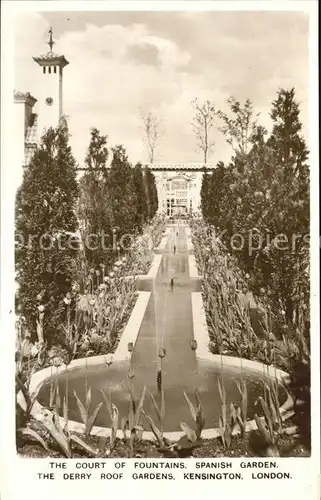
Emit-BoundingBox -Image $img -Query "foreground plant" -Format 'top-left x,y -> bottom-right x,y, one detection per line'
172,390 -> 205,457
183,390 -> 205,439
16,370 -> 39,425
219,402 -> 240,451
142,390 -> 170,449
263,379 -> 283,433
74,387 -> 103,437
121,370 -> 146,457
254,397 -> 280,457
16,373 -> 49,451
37,404 -> 99,458
15,337 -> 50,450
217,377 -> 237,450
143,389 -> 205,458
17,370 -> 98,458
100,390 -> 119,455
234,378 -> 248,436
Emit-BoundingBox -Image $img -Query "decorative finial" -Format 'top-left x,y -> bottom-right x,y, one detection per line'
47,27 -> 55,52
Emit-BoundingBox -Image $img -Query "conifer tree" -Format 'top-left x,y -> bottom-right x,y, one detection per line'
15,123 -> 79,341
144,167 -> 158,219
200,168 -> 211,221
109,145 -> 137,241
264,88 -> 310,320
132,163 -> 148,231
78,128 -> 111,267
208,161 -> 227,227
255,89 -> 309,241
268,88 -> 309,173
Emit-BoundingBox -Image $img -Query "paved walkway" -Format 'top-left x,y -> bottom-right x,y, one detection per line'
133,225 -> 201,390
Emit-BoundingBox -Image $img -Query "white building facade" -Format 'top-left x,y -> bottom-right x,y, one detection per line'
148,164 -> 216,216
13,91 -> 38,173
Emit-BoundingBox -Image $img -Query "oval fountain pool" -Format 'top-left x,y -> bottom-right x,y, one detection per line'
37,358 -> 288,432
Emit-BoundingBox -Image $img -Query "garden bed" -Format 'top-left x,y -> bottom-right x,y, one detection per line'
188,220 -> 310,456
17,414 -> 310,459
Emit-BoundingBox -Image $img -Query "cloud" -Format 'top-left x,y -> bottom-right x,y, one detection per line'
14,11 -> 309,166
127,43 -> 161,67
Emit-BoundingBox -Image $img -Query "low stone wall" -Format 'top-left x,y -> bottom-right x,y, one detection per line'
188,255 -> 200,279
156,228 -> 170,251
123,253 -> 163,281
112,291 -> 151,362
186,237 -> 194,251
191,292 -> 209,357
26,352 -> 293,443
143,254 -> 162,280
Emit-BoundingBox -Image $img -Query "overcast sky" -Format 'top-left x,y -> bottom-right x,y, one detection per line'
14,10 -> 309,167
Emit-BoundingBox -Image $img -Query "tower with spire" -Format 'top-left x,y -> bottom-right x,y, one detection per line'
33,27 -> 69,137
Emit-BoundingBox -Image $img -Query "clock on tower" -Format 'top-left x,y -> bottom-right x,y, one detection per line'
33,27 -> 69,138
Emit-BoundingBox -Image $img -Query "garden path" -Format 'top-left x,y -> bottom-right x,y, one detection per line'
133,224 -> 201,391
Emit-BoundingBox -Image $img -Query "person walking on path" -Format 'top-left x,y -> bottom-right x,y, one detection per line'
173,227 -> 178,254
169,267 -> 175,291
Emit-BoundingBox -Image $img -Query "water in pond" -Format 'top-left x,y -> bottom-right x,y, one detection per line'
37,359 -> 287,432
